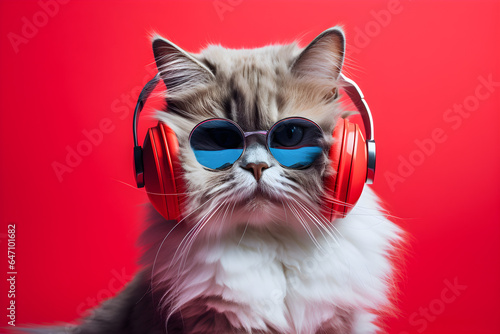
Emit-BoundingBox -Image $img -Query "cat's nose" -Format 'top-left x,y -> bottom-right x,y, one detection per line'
243,162 -> 269,181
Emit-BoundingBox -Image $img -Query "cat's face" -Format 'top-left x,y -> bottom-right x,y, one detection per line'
154,28 -> 346,236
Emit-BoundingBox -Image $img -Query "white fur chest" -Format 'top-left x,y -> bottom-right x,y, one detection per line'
166,190 -> 399,334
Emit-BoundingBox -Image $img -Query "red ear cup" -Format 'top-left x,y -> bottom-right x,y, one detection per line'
322,118 -> 368,221
142,122 -> 186,221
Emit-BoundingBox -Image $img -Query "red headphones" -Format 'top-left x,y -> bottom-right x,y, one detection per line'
133,74 -> 376,222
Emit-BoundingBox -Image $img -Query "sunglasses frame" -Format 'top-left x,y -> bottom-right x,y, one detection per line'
189,116 -> 325,171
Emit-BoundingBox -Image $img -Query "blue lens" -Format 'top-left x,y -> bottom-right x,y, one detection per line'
269,118 -> 323,168
269,146 -> 323,168
190,119 -> 244,170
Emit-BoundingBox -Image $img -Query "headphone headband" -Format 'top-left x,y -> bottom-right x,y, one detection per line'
338,74 -> 374,141
338,73 -> 376,183
133,74 -> 161,147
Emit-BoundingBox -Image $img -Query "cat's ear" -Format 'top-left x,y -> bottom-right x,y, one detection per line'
291,27 -> 345,82
152,35 -> 215,94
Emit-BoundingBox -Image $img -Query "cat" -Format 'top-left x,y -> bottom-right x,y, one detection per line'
19,26 -> 403,334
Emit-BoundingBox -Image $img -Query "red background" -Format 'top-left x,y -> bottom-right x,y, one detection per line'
1,0 -> 499,333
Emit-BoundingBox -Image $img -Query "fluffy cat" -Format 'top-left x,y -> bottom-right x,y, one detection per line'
20,27 -> 403,334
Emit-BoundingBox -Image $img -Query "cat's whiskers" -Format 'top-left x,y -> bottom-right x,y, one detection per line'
160,208 -> 218,310
289,196 -> 341,248
284,199 -> 323,251
172,201 -> 223,270
151,195 -> 218,292
207,195 -> 237,238
280,198 -> 288,222
111,177 -> 204,196
167,194 -> 244,308
164,200 -> 228,318
294,192 -> 346,239
273,178 -> 340,243
295,198 -> 342,247
320,185 -> 402,223
151,212 -> 211,314
178,199 -> 231,284
220,195 -> 235,225
236,220 -> 250,247
206,179 -> 236,197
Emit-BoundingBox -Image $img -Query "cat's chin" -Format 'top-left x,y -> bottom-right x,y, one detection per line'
229,190 -> 291,226
239,187 -> 283,208
237,203 -> 283,226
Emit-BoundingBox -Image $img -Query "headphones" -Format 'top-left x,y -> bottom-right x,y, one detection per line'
133,73 -> 376,222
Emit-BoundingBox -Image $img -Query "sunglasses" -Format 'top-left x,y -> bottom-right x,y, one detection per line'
189,117 -> 324,170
